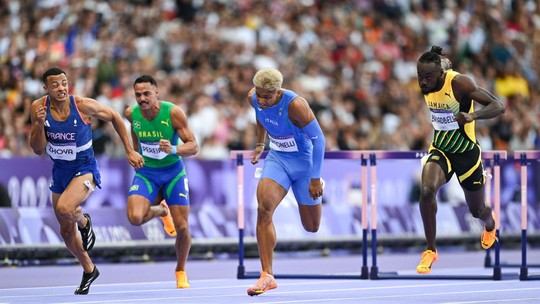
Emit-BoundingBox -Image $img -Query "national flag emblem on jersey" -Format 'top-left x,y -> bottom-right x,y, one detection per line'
133,121 -> 141,129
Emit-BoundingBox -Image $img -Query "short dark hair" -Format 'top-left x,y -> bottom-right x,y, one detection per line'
134,74 -> 157,87
42,67 -> 66,83
418,45 -> 444,66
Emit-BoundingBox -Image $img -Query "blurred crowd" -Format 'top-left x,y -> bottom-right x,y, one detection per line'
1,0 -> 539,160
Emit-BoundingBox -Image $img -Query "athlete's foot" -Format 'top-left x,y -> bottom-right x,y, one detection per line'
74,266 -> 100,295
481,227 -> 498,249
247,271 -> 277,296
416,250 -> 438,274
176,271 -> 190,288
160,200 -> 176,237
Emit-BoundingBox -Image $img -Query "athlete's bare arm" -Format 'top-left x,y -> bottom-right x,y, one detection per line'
159,106 -> 199,157
452,75 -> 505,124
288,96 -> 317,128
248,89 -> 268,165
124,106 -> 140,152
77,96 -> 143,168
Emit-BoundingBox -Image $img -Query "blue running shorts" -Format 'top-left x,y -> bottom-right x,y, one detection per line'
260,151 -> 322,206
128,161 -> 189,206
50,158 -> 101,194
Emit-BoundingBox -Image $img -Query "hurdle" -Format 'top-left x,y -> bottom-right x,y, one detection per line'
367,150 -> 516,280
483,151 -> 540,271
515,150 -> 540,281
231,150 -> 370,280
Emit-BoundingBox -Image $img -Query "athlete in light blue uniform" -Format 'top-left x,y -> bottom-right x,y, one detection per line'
29,68 -> 142,295
253,89 -> 321,205
247,68 -> 326,296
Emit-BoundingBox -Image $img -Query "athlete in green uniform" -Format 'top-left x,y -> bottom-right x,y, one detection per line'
415,46 -> 505,274
125,74 -> 199,288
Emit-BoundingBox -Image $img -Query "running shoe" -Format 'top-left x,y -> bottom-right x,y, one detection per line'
160,200 -> 177,237
78,213 -> 95,252
416,250 -> 438,274
74,266 -> 100,295
246,271 -> 277,296
176,271 -> 190,288
481,227 -> 498,249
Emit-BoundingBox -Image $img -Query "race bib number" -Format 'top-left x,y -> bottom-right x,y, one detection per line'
46,142 -> 77,161
140,142 -> 168,159
430,109 -> 459,131
268,135 -> 298,152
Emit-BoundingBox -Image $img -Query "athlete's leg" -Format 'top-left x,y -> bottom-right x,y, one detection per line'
298,204 -> 321,232
463,188 -> 495,231
170,205 -> 191,271
292,178 -> 322,232
419,162 -> 447,251
52,174 -> 95,273
126,167 -> 166,226
256,178 -> 288,275
127,193 -> 167,226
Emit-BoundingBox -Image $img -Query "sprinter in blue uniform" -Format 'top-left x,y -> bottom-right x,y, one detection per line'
246,68 -> 326,296
29,68 -> 142,295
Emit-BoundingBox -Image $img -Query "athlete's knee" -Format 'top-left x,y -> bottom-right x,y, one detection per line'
419,185 -> 438,203
127,212 -> 145,226
256,205 -> 274,224
55,203 -> 75,220
302,221 -> 319,233
175,225 -> 190,237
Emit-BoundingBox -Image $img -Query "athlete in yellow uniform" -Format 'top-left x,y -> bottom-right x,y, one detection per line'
415,46 -> 505,274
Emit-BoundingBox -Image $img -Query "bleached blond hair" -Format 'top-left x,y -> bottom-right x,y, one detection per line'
252,68 -> 283,91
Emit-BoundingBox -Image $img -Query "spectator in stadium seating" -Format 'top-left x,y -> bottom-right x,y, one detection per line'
415,46 -> 505,275
28,67 -> 142,294
1,0 -> 539,161
247,68 -> 326,296
125,74 -> 199,289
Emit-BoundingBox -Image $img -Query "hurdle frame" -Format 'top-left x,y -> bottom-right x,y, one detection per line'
515,150 -> 540,281
231,150 -> 370,280
483,151 -> 540,271
367,150 -> 516,280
